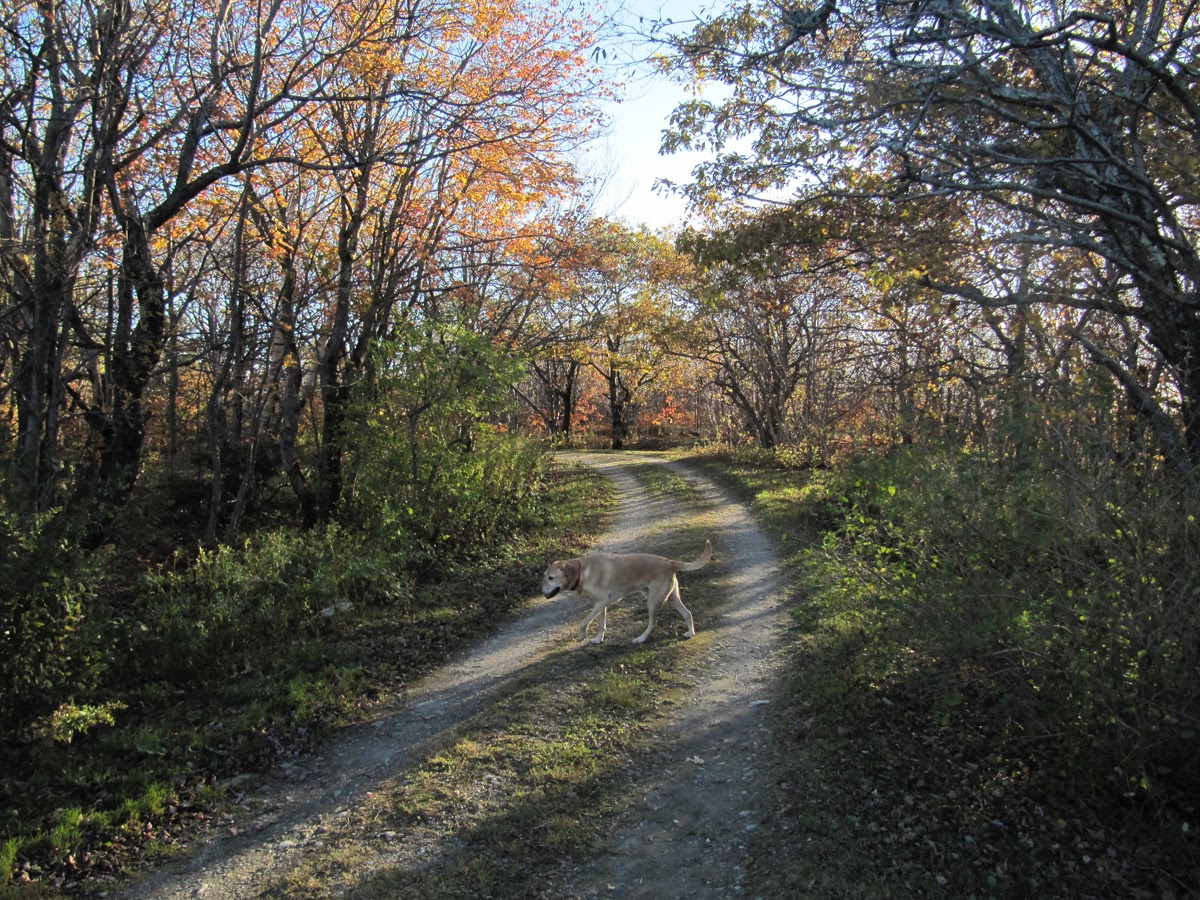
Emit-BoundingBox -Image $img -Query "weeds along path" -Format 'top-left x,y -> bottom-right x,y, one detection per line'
116,453 -> 788,899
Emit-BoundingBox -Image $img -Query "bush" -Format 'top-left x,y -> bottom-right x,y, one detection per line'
0,509 -> 110,736
345,320 -> 545,566
350,424 -> 548,568
814,445 -> 1200,809
140,523 -> 411,682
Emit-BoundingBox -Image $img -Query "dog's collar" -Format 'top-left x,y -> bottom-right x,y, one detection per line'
566,565 -> 581,592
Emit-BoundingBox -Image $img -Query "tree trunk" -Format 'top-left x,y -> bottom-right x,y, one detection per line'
559,360 -> 578,438
316,189 -> 368,522
11,269 -> 71,513
609,371 -> 630,450
74,219 -> 166,524
275,252 -> 317,526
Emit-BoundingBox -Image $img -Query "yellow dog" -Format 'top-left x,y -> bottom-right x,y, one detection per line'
541,540 -> 713,644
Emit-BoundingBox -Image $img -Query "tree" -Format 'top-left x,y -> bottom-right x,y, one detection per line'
570,221 -> 686,449
0,0 -> 390,522
297,0 -> 603,521
0,0 -> 609,533
682,220 -> 846,448
664,0 -> 1200,467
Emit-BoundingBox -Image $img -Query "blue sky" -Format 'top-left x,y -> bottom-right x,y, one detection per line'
588,0 -> 717,231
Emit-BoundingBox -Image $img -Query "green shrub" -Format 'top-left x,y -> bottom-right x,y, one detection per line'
350,425 -> 547,566
36,700 -> 127,744
140,523 -> 411,682
813,445 -> 1200,808
345,320 -> 544,566
0,509 -> 110,736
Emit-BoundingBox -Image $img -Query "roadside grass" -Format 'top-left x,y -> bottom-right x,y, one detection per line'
1,458 -> 612,893
681,445 -> 1198,898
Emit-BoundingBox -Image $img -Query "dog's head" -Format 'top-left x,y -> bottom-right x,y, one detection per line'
541,559 -> 580,598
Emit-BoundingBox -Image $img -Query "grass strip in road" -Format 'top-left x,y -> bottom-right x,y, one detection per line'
269,632 -> 713,899
621,455 -> 708,505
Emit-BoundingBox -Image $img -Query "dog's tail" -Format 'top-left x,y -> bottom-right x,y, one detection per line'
675,539 -> 713,572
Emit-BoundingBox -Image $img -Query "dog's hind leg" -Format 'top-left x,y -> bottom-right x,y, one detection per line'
667,581 -> 696,638
633,582 -> 672,644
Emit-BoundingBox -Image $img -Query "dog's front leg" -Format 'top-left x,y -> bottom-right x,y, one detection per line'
590,608 -> 608,644
579,602 -> 608,644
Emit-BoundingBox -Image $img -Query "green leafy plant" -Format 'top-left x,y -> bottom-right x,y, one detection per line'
36,700 -> 126,744
0,508 -> 109,736
347,320 -> 544,564
140,523 -> 410,682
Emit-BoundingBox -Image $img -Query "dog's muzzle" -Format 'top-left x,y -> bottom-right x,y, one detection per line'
543,586 -> 561,599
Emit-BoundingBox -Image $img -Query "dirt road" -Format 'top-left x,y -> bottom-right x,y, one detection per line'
117,453 -> 790,899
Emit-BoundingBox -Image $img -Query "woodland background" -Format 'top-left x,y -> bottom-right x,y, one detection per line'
1,0 -> 1198,893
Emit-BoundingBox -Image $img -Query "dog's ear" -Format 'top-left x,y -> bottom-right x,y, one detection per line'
562,558 -> 582,591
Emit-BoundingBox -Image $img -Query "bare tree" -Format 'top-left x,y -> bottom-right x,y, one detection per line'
685,231 -> 842,448
666,0 -> 1200,466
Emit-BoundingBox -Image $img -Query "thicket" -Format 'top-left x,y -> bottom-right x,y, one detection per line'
695,417 -> 1199,892
0,512 -> 111,743
819,446 -> 1200,808
0,418 -> 568,888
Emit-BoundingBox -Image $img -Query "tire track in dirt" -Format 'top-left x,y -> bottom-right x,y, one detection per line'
114,453 -> 787,899
557,454 -> 789,899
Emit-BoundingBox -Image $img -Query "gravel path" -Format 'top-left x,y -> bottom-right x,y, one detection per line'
115,453 -> 789,899
557,454 -> 789,899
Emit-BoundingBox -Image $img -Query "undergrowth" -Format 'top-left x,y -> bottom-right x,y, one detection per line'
0,452 -> 612,892
685,442 -> 1199,898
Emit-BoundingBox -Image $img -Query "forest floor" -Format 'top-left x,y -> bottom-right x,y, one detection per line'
104,453 -> 798,899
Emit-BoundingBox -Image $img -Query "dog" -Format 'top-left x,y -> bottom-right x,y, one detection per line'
541,540 -> 713,645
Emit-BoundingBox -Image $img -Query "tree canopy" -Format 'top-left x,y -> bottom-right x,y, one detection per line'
662,0 -> 1200,466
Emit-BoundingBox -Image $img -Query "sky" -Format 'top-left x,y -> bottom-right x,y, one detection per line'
587,1 -> 718,232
